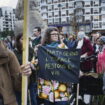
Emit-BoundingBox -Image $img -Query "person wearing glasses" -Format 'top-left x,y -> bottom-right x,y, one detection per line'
37,27 -> 70,105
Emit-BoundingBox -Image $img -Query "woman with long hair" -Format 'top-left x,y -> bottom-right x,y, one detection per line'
37,27 -> 70,105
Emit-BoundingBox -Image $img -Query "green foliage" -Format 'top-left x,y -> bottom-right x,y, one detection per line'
0,30 -> 14,38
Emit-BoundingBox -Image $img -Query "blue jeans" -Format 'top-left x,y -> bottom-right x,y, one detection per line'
44,100 -> 68,105
29,82 -> 37,105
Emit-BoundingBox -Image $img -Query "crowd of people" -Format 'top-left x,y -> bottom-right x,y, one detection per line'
0,26 -> 105,105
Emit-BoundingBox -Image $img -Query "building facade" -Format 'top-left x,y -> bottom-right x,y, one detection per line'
40,0 -> 105,34
0,7 -> 16,32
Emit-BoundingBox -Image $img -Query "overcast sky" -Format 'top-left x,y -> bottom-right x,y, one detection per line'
0,0 -> 18,8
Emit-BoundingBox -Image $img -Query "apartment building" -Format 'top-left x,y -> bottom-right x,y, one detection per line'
0,7 -> 16,32
40,0 -> 105,33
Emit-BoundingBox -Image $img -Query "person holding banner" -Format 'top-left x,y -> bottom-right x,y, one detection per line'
37,27 -> 71,105
0,41 -> 31,105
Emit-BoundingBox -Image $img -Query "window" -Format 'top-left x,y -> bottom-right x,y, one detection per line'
93,0 -> 99,6
85,25 -> 91,33
93,8 -> 99,14
102,22 -> 105,29
75,2 -> 83,8
47,0 -> 52,4
76,17 -> 83,23
85,15 -> 91,21
61,0 -> 66,2
101,7 -> 105,14
48,12 -> 53,17
93,22 -> 100,28
41,7 -> 47,12
48,19 -> 53,24
54,18 -> 60,23
61,10 -> 66,16
68,2 -> 74,8
84,8 -> 91,14
42,13 -> 47,19
61,3 -> 66,9
48,5 -> 52,10
75,10 -> 83,16
54,4 -> 58,10
54,11 -> 59,16
68,16 -> 73,22
41,0 -> 46,3
61,17 -> 67,23
68,9 -> 74,15
93,15 -> 99,21
53,0 -> 58,3
84,1 -> 91,7
102,15 -> 105,21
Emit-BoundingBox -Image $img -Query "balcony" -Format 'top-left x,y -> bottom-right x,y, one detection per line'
101,2 -> 105,7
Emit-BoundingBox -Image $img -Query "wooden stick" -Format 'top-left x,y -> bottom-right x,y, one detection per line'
76,83 -> 79,105
22,0 -> 29,105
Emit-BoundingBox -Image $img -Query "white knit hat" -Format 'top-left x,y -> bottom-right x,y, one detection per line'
77,31 -> 86,39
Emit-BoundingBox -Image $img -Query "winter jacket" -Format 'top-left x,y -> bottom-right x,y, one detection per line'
0,41 -> 21,105
80,38 -> 94,72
